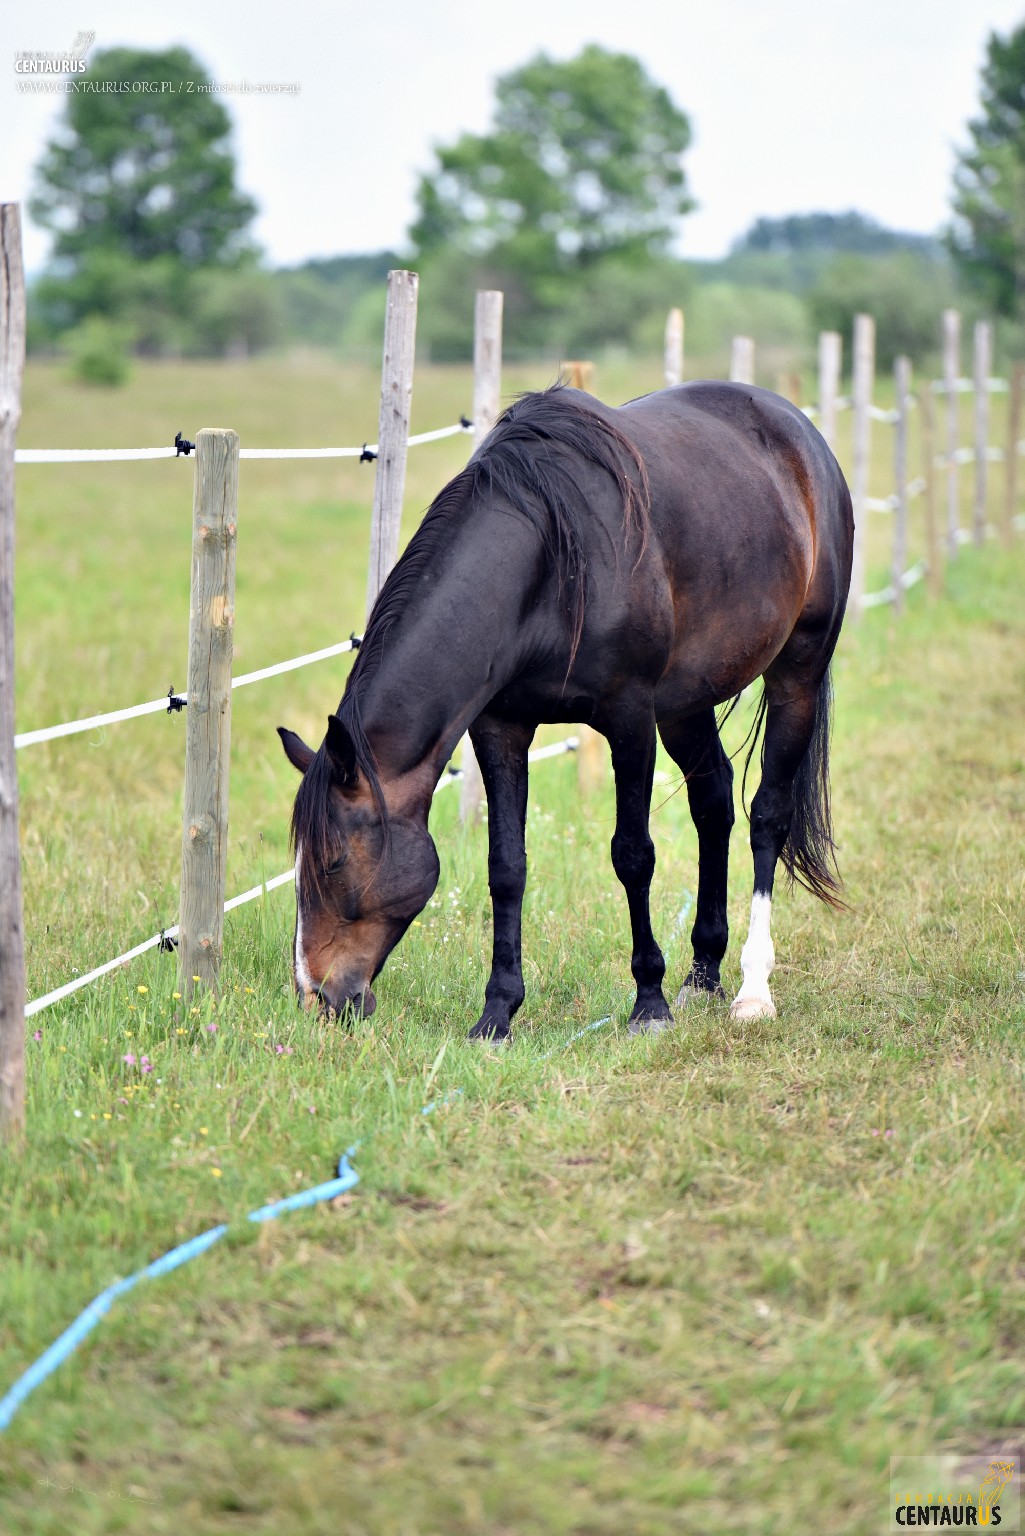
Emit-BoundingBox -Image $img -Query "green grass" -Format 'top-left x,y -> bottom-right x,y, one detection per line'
1,354 -> 1024,1533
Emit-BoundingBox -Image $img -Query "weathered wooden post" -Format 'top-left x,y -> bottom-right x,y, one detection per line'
366,269 -> 419,619
973,320 -> 991,547
943,308 -> 961,557
849,313 -> 876,618
892,356 -> 911,617
0,205 -> 26,1143
1005,362 -> 1023,547
729,336 -> 755,385
460,290 -> 503,826
566,360 -> 593,392
817,331 -> 842,450
919,382 -> 942,596
179,428 -> 240,997
664,307 -> 684,386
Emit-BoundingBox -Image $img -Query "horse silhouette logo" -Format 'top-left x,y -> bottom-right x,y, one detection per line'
979,1461 -> 1017,1527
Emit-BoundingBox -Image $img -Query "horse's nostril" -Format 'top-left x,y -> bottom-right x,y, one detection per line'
314,983 -> 375,1020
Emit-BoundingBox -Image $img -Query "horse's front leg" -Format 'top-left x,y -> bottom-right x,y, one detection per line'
466,713 -> 534,1042
605,705 -> 672,1033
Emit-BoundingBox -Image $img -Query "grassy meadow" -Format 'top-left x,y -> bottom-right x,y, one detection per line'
1,349 -> 1024,1533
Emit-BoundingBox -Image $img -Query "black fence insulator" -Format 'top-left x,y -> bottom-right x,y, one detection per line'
174,432 -> 195,457
459,414 -> 473,430
446,763 -> 463,778
167,687 -> 187,713
359,445 -> 377,464
158,932 -> 178,953
349,632 -> 362,650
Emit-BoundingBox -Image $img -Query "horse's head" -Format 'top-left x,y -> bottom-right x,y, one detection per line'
278,717 -> 440,1018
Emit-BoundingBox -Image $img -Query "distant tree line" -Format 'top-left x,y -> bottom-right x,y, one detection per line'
25,29 -> 1025,382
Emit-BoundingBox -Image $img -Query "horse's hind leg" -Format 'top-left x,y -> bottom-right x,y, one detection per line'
732,669 -> 832,1021
657,710 -> 734,1004
604,705 -> 672,1033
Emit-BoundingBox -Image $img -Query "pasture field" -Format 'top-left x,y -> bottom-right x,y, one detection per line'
1,354 -> 1024,1533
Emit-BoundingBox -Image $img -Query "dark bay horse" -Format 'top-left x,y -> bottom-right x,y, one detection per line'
279,381 -> 853,1039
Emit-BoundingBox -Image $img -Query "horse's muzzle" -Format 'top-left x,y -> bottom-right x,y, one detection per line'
313,981 -> 376,1021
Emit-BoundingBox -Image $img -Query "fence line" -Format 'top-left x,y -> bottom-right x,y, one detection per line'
15,637 -> 362,750
14,421 -> 472,465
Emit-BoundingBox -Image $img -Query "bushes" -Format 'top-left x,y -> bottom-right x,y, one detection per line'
64,316 -> 133,386
29,258 -> 283,364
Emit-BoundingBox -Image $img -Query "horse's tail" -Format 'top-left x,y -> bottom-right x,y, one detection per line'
781,667 -> 846,909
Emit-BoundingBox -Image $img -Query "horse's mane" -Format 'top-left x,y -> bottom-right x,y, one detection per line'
291,382 -> 651,883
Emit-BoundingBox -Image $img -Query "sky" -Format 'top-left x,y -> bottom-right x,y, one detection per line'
1,0 -> 1021,275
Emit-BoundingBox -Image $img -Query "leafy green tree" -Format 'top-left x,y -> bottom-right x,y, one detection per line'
808,253 -> 957,369
28,46 -> 267,356
951,22 -> 1025,317
411,46 -> 693,273
31,46 -> 257,269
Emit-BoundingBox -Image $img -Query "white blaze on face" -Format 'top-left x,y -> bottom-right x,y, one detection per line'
294,841 -> 315,996
730,892 -> 776,1020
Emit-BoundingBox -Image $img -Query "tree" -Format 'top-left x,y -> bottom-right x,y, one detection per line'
735,211 -> 942,261
27,45 -> 267,357
31,46 -> 257,269
808,253 -> 957,369
411,46 -> 693,273
951,23 -> 1025,317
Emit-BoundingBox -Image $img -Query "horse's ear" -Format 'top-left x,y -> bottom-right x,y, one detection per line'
325,713 -> 358,787
277,726 -> 315,775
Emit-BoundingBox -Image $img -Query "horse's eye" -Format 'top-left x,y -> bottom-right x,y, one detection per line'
325,854 -> 347,877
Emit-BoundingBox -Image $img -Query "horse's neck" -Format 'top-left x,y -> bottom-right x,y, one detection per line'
355,514 -> 538,784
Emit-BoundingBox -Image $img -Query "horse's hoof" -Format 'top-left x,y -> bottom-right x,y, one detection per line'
675,982 -> 726,1008
729,995 -> 776,1022
628,1013 -> 675,1037
467,1020 -> 512,1044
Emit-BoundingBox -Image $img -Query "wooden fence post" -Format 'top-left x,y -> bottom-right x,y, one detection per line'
565,361 -> 593,392
664,307 -> 684,386
850,313 -> 876,618
973,320 -> 991,547
179,428 -> 240,997
1005,362 -> 1023,547
919,382 -> 942,597
460,290 -> 503,826
943,308 -> 961,557
366,270 -> 419,619
729,336 -> 755,385
0,205 -> 26,1144
817,331 -> 842,450
893,356 -> 911,617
